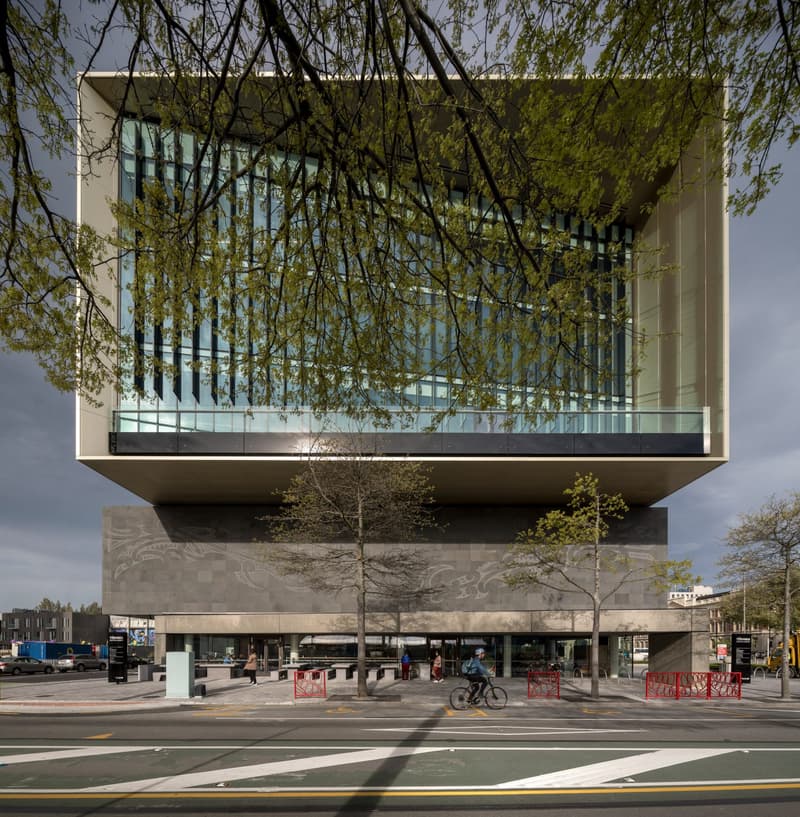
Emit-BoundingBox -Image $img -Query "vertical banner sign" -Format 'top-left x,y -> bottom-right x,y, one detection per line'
731,632 -> 752,683
108,629 -> 128,684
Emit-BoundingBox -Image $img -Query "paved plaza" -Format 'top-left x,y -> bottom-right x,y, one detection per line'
0,671 -> 794,714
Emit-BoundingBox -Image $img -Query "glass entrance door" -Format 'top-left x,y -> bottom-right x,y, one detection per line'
428,636 -> 463,680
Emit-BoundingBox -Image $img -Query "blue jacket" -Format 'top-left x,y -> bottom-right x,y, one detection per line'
466,657 -> 489,677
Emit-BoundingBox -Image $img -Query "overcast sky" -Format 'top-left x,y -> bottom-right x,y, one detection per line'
0,133 -> 797,612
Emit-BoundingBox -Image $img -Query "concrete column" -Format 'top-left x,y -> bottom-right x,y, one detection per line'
289,634 -> 300,663
609,635 -> 620,678
650,622 -> 708,673
547,639 -> 558,665
503,635 -> 513,679
154,632 -> 167,665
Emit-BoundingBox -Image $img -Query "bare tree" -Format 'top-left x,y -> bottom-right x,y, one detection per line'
719,492 -> 800,698
267,438 -> 437,698
505,472 -> 696,698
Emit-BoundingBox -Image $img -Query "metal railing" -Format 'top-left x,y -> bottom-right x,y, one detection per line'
645,671 -> 742,700
113,406 -> 709,438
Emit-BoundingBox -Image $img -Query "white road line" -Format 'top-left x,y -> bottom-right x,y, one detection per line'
497,747 -> 737,788
0,746 -> 154,765
368,727 -> 643,737
81,746 -> 446,793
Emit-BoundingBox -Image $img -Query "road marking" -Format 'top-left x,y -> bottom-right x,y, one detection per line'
325,706 -> 358,714
0,746 -> 154,765
497,747 -> 736,788
81,746 -> 448,793
368,726 -> 642,736
4,742 -> 800,795
85,733 -> 113,740
5,782 -> 800,799
180,714 -> 787,723
469,708 -> 488,718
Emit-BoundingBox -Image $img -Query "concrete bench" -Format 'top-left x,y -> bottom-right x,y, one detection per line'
200,665 -> 240,680
137,664 -> 155,682
381,664 -> 399,680
331,663 -> 356,680
367,666 -> 386,682
269,668 -> 288,681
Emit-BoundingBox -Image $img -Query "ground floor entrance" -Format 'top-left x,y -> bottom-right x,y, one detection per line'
165,631 -> 646,678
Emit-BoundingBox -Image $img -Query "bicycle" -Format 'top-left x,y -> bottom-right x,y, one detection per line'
449,675 -> 508,710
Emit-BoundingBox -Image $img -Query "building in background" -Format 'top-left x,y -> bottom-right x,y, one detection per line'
77,74 -> 727,677
668,585 -> 716,607
0,608 -> 109,648
668,587 -> 772,661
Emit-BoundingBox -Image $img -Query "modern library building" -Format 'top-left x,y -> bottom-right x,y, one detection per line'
76,73 -> 727,678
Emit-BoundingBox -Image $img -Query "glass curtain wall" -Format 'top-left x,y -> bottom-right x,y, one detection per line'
118,117 -> 633,430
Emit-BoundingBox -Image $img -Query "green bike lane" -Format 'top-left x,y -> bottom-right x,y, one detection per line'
2,736 -> 800,805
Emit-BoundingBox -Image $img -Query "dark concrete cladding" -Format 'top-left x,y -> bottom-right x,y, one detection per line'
103,505 -> 667,617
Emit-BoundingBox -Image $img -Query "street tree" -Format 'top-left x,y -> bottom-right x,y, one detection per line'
718,571 -> 800,635
1,1 -> 797,417
505,472 -> 696,698
719,492 -> 800,698
266,439 -> 437,698
35,598 -> 72,612
34,599 -> 102,613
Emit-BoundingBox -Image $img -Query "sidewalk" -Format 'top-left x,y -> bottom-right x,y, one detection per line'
1,672 -> 797,714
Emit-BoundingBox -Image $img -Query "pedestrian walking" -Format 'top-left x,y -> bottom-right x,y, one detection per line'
243,650 -> 258,685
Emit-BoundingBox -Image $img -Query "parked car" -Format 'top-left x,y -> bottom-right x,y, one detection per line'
0,656 -> 55,675
56,653 -> 107,672
125,655 -> 152,668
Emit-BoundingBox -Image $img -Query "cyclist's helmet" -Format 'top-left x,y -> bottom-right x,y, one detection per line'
475,648 -> 485,656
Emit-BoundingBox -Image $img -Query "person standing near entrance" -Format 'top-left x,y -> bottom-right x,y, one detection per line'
432,650 -> 443,683
401,649 -> 412,680
243,650 -> 258,685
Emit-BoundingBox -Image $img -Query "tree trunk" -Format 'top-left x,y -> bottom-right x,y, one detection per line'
356,494 -> 368,698
591,599 -> 601,699
356,560 -> 367,697
782,555 -> 792,699
591,496 -> 601,699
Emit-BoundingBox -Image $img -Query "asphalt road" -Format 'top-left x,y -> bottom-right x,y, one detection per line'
2,700 -> 800,815
0,667 -> 133,684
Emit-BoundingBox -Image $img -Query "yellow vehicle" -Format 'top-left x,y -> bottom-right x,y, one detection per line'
768,635 -> 800,678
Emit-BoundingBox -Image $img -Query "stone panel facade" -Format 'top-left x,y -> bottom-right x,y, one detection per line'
103,504 -> 668,619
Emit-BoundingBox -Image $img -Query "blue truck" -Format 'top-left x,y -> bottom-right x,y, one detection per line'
17,641 -> 95,661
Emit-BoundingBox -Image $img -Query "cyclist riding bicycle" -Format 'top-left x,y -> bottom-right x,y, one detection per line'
464,647 -> 491,702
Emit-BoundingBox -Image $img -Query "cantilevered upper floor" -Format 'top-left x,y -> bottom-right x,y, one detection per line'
75,74 -> 728,506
